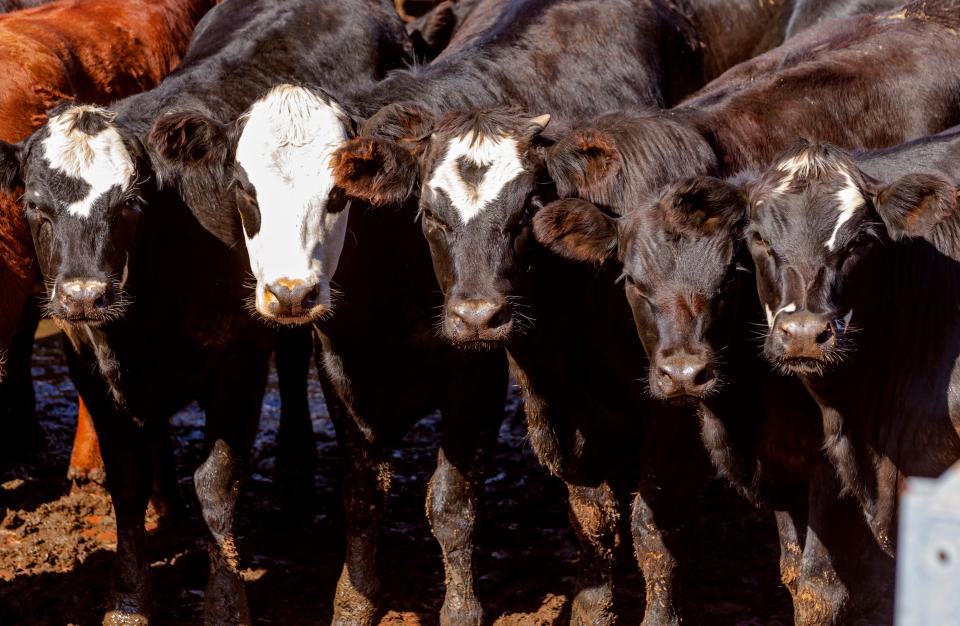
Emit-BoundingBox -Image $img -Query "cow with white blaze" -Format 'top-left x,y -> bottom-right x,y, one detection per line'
0,0 -> 416,623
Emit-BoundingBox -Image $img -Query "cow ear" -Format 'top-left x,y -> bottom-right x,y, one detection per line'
0,140 -> 22,191
330,136 -> 419,206
532,198 -> 619,264
361,101 -> 435,147
660,176 -> 747,235
545,129 -> 621,198
407,0 -> 457,60
873,173 -> 958,240
147,110 -> 230,172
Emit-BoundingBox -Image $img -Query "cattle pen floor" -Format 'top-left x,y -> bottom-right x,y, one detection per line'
1,330 -> 793,626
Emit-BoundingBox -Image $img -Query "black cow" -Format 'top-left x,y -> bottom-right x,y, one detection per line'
0,1 -> 414,624
742,138 -> 960,553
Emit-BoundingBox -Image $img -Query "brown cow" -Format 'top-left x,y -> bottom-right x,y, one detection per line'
0,0 -> 214,473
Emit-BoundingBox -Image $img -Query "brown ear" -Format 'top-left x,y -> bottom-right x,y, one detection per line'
874,173 -> 958,240
532,198 -> 618,264
330,136 -> 418,206
660,176 -> 747,236
545,129 -> 621,198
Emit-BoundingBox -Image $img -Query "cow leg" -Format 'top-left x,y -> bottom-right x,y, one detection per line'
793,464 -> 850,626
68,397 -> 106,485
195,349 -> 268,626
567,482 -> 619,626
774,508 -> 806,599
147,418 -> 183,521
328,408 -> 389,625
62,345 -> 153,626
273,326 -> 315,509
430,355 -> 507,626
631,414 -> 707,626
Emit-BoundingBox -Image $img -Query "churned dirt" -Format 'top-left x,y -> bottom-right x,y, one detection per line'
0,330 -> 792,625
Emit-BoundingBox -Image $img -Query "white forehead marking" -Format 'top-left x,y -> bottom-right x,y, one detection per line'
766,302 -> 797,328
427,132 -> 524,223
235,84 -> 350,281
41,106 -> 134,218
825,170 -> 864,250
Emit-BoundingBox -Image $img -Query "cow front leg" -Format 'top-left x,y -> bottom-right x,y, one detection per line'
567,482 -> 619,626
92,405 -> 153,626
631,411 -> 707,626
430,354 -> 506,626
775,508 -> 806,598
196,347 -> 268,626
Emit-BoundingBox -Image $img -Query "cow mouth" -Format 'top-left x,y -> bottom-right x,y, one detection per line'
776,356 -> 833,376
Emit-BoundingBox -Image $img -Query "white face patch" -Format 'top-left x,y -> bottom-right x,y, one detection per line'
765,302 -> 797,329
825,170 -> 864,250
426,132 -> 525,223
41,107 -> 134,218
235,85 -> 351,318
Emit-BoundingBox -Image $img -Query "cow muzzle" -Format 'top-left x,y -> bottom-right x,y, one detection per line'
443,297 -> 513,345
653,352 -> 716,402
53,279 -> 113,323
258,277 -> 328,324
771,310 -> 840,372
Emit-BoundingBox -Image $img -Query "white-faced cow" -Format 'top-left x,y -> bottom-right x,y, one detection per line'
0,1 -> 415,624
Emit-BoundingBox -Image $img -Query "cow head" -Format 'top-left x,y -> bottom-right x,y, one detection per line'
332,105 -> 624,347
746,142 -> 890,375
0,104 -> 148,326
148,84 -> 354,325
533,177 -> 748,402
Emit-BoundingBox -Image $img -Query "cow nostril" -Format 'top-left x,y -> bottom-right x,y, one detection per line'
693,366 -> 714,387
303,283 -> 321,308
815,325 -> 834,345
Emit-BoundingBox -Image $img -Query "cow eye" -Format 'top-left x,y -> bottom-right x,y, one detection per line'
420,207 -> 449,230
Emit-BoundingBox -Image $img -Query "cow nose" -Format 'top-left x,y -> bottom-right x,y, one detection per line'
445,297 -> 512,341
58,280 -> 108,312
263,278 -> 321,318
655,354 -> 715,398
775,312 -> 836,356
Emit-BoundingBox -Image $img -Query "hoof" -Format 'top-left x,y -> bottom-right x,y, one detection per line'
571,585 -> 615,626
204,569 -> 251,626
440,596 -> 482,626
102,610 -> 149,626
332,581 -> 378,626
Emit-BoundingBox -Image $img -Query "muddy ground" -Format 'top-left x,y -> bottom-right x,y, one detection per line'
0,329 -> 792,625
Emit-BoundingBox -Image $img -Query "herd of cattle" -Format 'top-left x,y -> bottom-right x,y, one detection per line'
4,0 -> 960,623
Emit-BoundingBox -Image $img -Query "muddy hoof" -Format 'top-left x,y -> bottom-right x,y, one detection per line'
440,596 -> 482,626
204,569 -> 251,626
571,585 -> 615,626
68,465 -> 107,487
332,580 -> 378,626
102,609 -> 150,626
